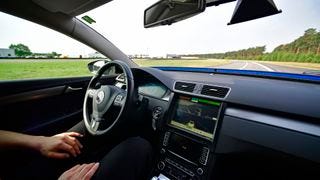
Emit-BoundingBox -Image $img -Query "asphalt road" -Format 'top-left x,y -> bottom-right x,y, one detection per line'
215,60 -> 310,74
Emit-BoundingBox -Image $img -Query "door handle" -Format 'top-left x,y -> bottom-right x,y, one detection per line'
65,86 -> 83,93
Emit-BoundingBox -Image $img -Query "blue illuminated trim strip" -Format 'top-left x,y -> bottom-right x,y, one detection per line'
154,66 -> 320,83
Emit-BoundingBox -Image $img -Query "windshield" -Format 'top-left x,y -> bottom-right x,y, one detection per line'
77,0 -> 320,75
0,0 -> 320,81
83,0 -> 320,74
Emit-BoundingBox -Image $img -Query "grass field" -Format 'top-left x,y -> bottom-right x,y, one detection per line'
0,59 -> 231,80
0,59 -> 92,80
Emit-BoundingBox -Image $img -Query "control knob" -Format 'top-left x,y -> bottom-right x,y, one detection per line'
197,168 -> 204,175
157,161 -> 166,170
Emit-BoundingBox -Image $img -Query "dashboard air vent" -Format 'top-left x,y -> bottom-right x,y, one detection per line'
201,85 -> 229,98
175,82 -> 196,93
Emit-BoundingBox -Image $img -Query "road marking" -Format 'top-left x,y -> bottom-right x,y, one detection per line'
239,61 -> 249,70
252,62 -> 274,72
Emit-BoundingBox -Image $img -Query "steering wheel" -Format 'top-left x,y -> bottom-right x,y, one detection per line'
83,60 -> 134,135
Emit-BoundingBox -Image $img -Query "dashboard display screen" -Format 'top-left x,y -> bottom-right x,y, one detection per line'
170,96 -> 220,139
138,82 -> 167,98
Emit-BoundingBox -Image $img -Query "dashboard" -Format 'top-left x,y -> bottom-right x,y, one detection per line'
115,67 -> 320,180
115,72 -> 169,100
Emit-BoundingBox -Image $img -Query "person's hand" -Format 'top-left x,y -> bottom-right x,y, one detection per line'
38,132 -> 83,159
58,163 -> 100,180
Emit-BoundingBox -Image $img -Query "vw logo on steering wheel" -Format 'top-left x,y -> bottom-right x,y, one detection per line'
96,91 -> 105,104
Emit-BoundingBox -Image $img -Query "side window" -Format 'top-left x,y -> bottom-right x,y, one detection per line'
0,12 -> 105,80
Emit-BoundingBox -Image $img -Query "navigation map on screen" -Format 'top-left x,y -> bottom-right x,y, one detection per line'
170,96 -> 220,139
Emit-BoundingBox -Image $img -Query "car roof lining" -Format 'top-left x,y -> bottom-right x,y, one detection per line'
31,0 -> 112,16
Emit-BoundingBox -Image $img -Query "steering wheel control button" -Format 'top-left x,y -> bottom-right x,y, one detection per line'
114,94 -> 125,106
115,94 -> 123,101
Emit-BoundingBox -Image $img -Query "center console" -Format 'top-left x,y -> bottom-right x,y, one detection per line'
153,95 -> 223,180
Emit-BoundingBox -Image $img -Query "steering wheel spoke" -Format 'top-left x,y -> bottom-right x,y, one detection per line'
90,119 -> 100,132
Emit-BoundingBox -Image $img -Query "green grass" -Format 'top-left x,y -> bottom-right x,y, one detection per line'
0,59 -> 231,80
135,59 -> 231,67
0,59 -> 92,80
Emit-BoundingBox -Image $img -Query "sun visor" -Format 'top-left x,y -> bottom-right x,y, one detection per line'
228,0 -> 281,25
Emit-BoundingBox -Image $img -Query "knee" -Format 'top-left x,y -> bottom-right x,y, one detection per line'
125,137 -> 153,157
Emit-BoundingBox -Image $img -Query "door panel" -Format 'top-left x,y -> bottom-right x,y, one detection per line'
0,75 -> 118,179
0,76 -> 117,135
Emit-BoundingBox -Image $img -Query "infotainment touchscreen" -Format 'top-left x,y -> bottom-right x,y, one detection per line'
169,96 -> 221,140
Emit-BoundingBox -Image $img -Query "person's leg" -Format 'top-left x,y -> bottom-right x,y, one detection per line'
92,137 -> 153,180
68,122 -> 154,179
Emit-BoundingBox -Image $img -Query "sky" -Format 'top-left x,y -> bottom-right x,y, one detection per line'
0,0 -> 319,57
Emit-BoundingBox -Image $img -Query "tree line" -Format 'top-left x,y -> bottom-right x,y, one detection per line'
184,28 -> 320,63
8,44 -> 61,58
187,46 -> 266,60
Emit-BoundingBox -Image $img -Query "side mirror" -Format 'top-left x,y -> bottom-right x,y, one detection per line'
88,60 -> 109,74
144,0 -> 206,28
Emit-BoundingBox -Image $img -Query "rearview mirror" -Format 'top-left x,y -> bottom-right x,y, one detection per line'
144,0 -> 206,28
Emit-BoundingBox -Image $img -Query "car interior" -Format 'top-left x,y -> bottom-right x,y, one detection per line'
1,0 -> 320,179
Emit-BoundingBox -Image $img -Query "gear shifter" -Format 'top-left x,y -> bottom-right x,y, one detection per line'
151,174 -> 170,180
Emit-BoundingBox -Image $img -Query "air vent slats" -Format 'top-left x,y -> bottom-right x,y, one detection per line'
175,82 -> 196,93
201,85 -> 229,98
